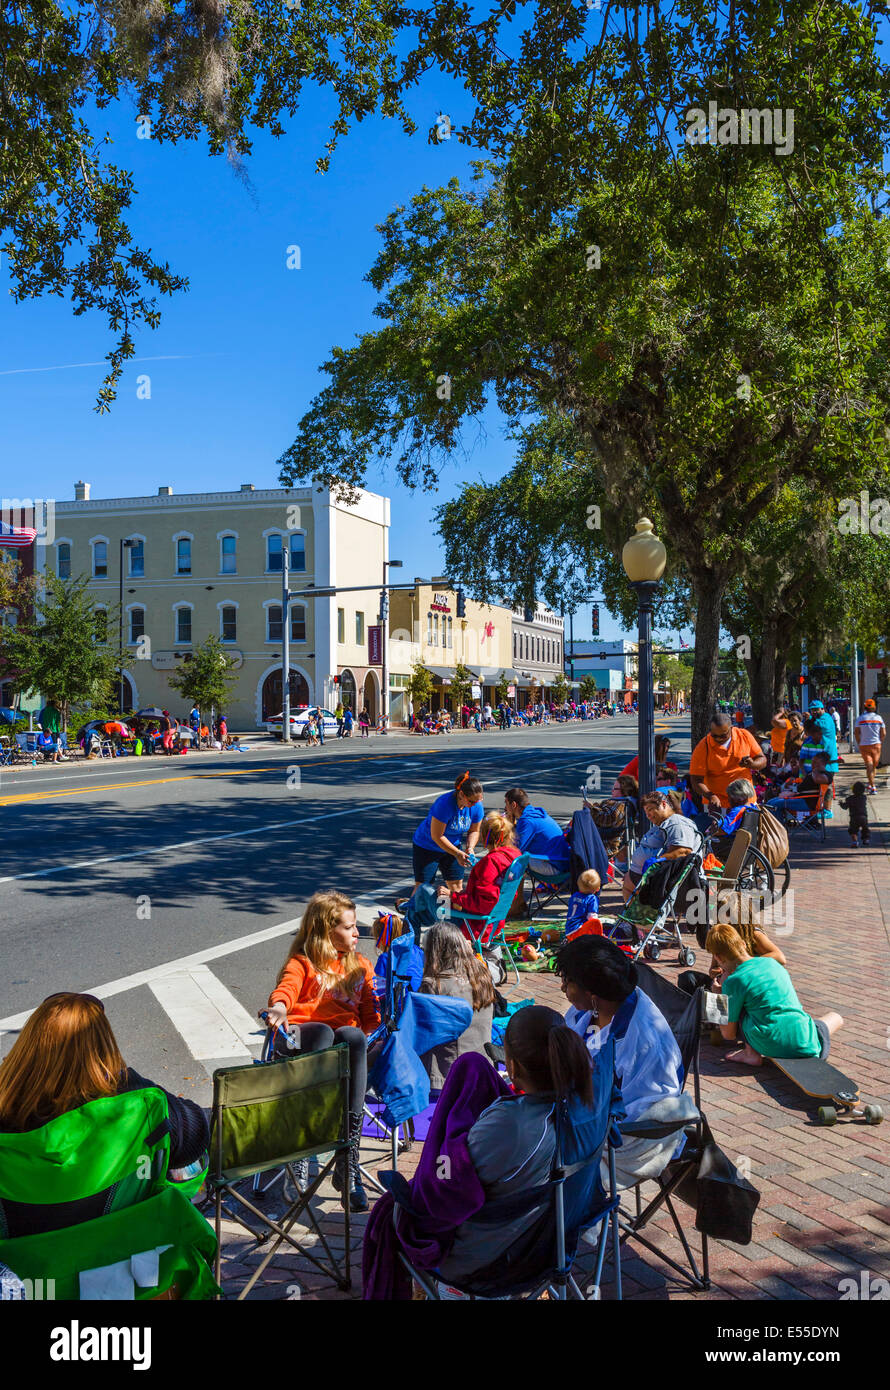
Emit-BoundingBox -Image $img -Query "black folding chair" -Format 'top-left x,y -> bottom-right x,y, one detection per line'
610,963 -> 713,1291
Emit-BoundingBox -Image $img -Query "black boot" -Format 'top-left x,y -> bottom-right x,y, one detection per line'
332,1114 -> 368,1212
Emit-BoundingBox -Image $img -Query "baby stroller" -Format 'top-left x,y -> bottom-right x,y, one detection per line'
581,788 -> 638,872
602,845 -> 706,967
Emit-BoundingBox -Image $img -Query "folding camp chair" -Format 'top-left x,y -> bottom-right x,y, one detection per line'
610,963 -> 715,1291
784,784 -> 828,844
206,1044 -> 352,1299
453,852 -> 530,986
386,1045 -> 623,1301
525,863 -> 573,918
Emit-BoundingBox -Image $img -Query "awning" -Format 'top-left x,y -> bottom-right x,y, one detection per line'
471,667 -> 520,681
425,666 -> 455,682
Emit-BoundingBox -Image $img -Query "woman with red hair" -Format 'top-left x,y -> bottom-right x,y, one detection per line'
0,993 -> 208,1237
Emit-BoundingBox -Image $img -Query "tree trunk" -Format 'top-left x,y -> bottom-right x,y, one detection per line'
747,618 -> 778,733
773,659 -> 787,712
689,571 -> 726,746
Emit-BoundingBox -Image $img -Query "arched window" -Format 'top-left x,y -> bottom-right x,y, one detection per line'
267,604 -> 283,642
220,605 -> 237,643
289,532 -> 306,572
174,604 -> 193,644
93,607 -> 108,644
57,543 -> 71,579
91,538 -> 108,578
129,538 -> 145,577
291,604 -> 306,642
267,534 -> 284,572
174,535 -> 192,575
128,607 -> 145,643
219,533 -> 237,575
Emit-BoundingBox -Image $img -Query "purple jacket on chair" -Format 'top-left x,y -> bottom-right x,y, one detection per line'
362,1052 -> 511,1300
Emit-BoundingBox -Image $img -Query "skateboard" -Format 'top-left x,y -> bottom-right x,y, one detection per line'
770,1054 -> 884,1127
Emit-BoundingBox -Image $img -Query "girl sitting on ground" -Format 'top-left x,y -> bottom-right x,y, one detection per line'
565,868 -> 602,936
262,890 -> 381,1211
706,923 -> 842,1067
419,923 -> 496,1091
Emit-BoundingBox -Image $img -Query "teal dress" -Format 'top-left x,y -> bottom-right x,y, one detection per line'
723,957 -> 820,1058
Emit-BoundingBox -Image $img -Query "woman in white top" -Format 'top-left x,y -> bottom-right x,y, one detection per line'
854,699 -> 886,793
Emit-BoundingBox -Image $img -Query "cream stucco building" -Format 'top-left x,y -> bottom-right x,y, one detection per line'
48,481 -> 390,728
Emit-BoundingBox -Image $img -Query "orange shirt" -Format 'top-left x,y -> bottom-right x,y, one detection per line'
689,726 -> 763,808
269,954 -> 381,1033
770,718 -> 789,753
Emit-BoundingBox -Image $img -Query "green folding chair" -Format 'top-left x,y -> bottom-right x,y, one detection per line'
206,1043 -> 352,1299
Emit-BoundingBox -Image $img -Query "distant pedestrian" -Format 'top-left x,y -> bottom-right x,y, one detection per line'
161,710 -> 174,755
853,699 -> 885,793
335,702 -> 345,738
343,706 -> 354,738
315,707 -> 325,746
359,705 -> 370,738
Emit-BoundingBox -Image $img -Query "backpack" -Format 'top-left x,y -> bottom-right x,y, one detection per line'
757,806 -> 789,868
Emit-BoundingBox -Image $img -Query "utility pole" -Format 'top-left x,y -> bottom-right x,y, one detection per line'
851,640 -> 860,737
282,545 -> 290,741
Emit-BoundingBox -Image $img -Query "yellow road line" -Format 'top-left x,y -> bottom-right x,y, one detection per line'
0,768 -> 277,807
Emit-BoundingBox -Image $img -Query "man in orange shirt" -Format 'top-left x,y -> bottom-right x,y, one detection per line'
689,712 -> 767,811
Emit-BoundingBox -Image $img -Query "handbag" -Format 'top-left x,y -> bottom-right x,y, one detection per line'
674,1117 -> 760,1243
757,806 -> 789,868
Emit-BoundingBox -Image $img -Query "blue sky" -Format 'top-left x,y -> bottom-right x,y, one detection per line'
0,66 -> 650,647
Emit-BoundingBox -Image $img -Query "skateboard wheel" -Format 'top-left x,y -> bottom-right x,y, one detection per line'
817,1105 -> 837,1126
864,1104 -> 884,1125
644,942 -> 661,961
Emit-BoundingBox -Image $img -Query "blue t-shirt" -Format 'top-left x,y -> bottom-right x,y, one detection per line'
413,791 -> 484,851
565,891 -> 600,934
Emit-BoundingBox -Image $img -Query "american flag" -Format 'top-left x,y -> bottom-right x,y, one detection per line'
0,520 -> 37,549
680,638 -> 690,649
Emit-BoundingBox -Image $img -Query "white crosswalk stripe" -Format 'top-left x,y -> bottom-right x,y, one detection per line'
148,965 -> 264,1061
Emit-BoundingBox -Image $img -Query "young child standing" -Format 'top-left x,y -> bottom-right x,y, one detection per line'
262,890 -> 380,1210
840,782 -> 871,847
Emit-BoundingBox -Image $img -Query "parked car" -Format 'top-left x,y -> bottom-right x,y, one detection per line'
264,707 -> 340,737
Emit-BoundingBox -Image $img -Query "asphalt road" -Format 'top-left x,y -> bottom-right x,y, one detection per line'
0,715 -> 688,1105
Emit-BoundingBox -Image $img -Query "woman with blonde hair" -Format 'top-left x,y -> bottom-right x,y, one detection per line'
437,811 -> 521,948
263,891 -> 380,1210
419,923 -> 496,1090
706,923 -> 842,1067
0,993 -> 208,1236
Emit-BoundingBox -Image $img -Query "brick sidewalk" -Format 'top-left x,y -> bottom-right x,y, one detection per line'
216,764 -> 890,1301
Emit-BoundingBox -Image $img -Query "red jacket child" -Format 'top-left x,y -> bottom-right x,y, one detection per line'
450,845 -> 521,947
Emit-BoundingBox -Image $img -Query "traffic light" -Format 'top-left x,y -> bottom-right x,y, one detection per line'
591,604 -> 600,636
456,588 -> 466,618
798,675 -> 805,685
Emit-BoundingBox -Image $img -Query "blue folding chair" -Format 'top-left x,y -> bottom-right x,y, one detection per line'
385,1040 -> 624,1301
449,852 -> 530,987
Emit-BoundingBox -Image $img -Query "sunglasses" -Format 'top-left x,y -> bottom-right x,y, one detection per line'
42,992 -> 105,1011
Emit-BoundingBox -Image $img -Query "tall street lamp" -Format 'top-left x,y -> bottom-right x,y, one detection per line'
621,518 -> 667,820
119,537 -> 137,714
380,558 -> 402,729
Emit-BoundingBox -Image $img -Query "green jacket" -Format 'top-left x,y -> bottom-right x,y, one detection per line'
0,1086 -> 218,1300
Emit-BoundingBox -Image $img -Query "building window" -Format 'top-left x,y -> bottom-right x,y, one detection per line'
268,605 -> 283,642
427,612 -> 433,643
129,607 -> 145,644
267,534 -> 283,571
447,617 -> 453,649
220,535 -> 236,574
433,614 -> 439,645
129,539 -> 144,577
513,632 -> 517,658
57,543 -> 71,579
94,608 -> 108,643
291,604 -> 306,643
221,606 -> 237,642
289,533 -> 306,572
93,541 -> 107,578
176,607 -> 192,644
176,538 -> 191,574
337,608 -> 345,643
355,611 -> 365,644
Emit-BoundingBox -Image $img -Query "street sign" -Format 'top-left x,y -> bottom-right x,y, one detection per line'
368,625 -> 382,665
